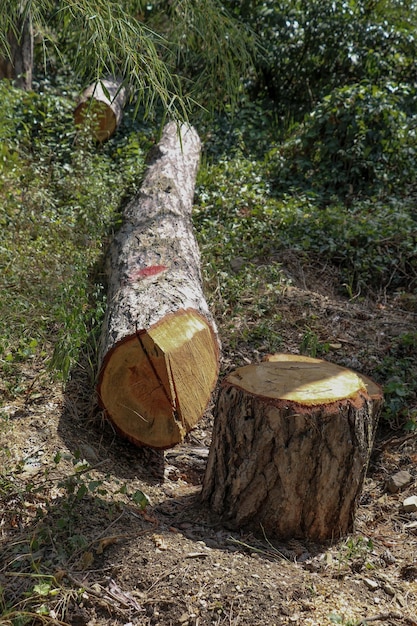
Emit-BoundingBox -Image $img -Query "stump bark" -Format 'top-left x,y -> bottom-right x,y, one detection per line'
97,122 -> 220,449
202,354 -> 383,542
74,79 -> 128,142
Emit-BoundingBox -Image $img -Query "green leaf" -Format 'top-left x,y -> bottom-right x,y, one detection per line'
132,490 -> 149,510
36,603 -> 50,615
88,480 -> 103,492
76,484 -> 88,499
33,582 -> 51,596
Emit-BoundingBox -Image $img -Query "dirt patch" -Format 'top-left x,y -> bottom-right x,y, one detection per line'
1,258 -> 417,626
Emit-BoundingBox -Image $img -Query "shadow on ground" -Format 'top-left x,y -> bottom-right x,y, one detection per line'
57,360 -> 165,485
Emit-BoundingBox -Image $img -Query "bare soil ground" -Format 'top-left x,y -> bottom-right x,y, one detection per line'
1,256 -> 417,626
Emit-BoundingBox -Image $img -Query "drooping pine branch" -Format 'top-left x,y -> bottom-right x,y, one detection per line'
0,0 -> 256,118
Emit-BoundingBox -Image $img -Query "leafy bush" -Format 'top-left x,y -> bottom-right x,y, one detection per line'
271,82 -> 417,198
0,83 -> 146,387
375,332 -> 417,430
196,120 -> 417,295
226,0 -> 417,120
277,195 -> 417,292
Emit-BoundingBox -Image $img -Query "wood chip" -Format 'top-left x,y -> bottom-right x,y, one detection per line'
363,578 -> 379,590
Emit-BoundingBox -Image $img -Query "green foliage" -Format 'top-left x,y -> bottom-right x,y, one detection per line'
375,332 -> 417,429
272,82 -> 417,198
277,195 -> 417,292
200,96 -> 280,159
225,0 -> 417,120
143,0 -> 256,115
131,489 -> 150,510
196,154 -> 276,264
195,152 -> 289,353
299,329 -> 330,358
329,615 -> 361,626
0,82 -> 146,386
196,132 -> 417,297
0,0 -> 255,118
341,535 -> 374,560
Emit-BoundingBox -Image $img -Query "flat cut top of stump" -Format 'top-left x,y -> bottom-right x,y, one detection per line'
227,353 -> 367,406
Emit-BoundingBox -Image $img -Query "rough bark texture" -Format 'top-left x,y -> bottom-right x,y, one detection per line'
97,122 -> 220,449
74,79 -> 128,142
0,3 -> 33,90
201,354 -> 383,542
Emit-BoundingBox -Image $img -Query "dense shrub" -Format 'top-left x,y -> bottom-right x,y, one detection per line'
0,83 -> 146,382
225,0 -> 417,120
271,82 -> 417,198
196,138 -> 417,295
277,195 -> 417,291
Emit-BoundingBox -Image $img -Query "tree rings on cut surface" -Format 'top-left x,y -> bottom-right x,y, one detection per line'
98,309 -> 219,450
202,353 -> 383,542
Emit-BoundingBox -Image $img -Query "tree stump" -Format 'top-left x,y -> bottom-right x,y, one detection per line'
201,354 -> 383,542
97,122 -> 220,449
74,78 -> 128,142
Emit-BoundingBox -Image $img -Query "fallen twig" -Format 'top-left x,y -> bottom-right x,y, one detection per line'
361,611 -> 404,623
375,431 -> 417,451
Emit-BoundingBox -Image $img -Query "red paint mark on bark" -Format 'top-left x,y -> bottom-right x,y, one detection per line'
129,265 -> 168,282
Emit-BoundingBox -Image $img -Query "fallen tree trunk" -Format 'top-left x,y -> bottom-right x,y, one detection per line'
74,78 -> 128,142
97,122 -> 220,449
201,353 -> 383,542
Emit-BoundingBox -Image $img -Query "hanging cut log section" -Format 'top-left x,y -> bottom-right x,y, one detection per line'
97,122 -> 220,449
74,78 -> 128,141
201,353 -> 383,542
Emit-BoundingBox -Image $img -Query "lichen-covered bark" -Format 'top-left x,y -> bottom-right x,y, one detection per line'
202,370 -> 382,542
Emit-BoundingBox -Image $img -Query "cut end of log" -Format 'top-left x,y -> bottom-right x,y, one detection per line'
98,309 -> 219,449
74,100 -> 117,142
74,79 -> 128,142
